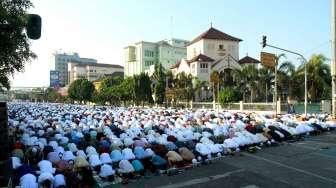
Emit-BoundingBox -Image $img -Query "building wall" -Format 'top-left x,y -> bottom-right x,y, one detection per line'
187,40 -> 204,60
196,61 -> 211,82
124,39 -> 188,77
176,59 -> 191,75
202,39 -> 239,60
54,53 -> 97,86
68,62 -> 124,84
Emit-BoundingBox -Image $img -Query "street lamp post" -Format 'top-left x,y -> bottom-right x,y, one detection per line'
262,42 -> 308,117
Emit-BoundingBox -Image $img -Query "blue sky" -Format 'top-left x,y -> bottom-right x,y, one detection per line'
12,0 -> 331,87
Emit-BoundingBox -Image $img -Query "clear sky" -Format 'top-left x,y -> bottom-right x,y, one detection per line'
11,0 -> 331,87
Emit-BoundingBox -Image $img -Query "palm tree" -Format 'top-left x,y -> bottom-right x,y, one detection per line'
278,61 -> 296,100
258,67 -> 273,102
193,77 -> 207,101
210,71 -> 220,101
233,65 -> 258,102
296,54 -> 331,101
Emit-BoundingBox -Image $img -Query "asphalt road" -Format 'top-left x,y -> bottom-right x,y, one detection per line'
110,131 -> 336,188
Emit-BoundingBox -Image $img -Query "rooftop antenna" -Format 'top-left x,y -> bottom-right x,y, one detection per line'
170,16 -> 173,39
210,22 -> 212,28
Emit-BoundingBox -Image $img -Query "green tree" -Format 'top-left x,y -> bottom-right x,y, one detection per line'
210,71 -> 220,101
233,65 -> 258,102
0,0 -> 36,90
152,63 -> 166,104
119,77 -> 135,106
134,73 -> 153,106
218,87 -> 239,106
296,54 -> 331,101
278,61 -> 296,100
258,67 -> 274,102
45,87 -> 64,103
68,79 -> 94,104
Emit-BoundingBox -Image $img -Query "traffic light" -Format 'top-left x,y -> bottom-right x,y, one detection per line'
26,14 -> 41,40
262,35 -> 267,48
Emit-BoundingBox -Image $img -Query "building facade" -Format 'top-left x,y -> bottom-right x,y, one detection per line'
67,62 -> 124,84
53,52 -> 97,86
124,38 -> 189,77
171,27 -> 260,83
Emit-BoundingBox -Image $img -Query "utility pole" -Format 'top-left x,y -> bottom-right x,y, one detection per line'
332,0 -> 336,117
275,62 -> 278,115
261,36 -> 308,117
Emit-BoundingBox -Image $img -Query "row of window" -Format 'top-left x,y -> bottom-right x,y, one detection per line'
145,50 -> 155,57
89,70 -> 97,73
200,63 -> 208,69
145,61 -> 155,66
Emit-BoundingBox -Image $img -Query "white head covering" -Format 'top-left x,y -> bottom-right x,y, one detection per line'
100,153 -> 112,164
20,173 -> 38,188
89,154 -> 102,167
11,157 -> 22,169
38,172 -> 54,184
54,174 -> 66,188
68,143 -> 78,153
62,151 -> 75,161
76,150 -> 87,158
38,160 -> 55,174
99,164 -> 115,177
86,146 -> 98,157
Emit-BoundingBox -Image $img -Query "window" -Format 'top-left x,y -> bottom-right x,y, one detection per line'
200,63 -> 208,69
219,44 -> 224,50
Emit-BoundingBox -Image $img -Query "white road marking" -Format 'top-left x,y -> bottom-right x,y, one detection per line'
243,153 -> 336,184
290,143 -> 336,159
157,169 -> 244,188
305,139 -> 336,146
241,185 -> 259,188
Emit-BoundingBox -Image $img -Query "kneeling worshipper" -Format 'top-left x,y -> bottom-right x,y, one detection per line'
20,173 -> 38,188
166,151 -> 184,168
99,164 -> 116,181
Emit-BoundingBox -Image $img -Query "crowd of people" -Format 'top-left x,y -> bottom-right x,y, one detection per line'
7,102 -> 336,187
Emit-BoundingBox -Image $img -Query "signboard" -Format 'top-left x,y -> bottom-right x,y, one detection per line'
260,52 -> 276,68
50,70 -> 60,88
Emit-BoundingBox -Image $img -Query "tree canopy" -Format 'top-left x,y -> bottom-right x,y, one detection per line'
0,0 -> 36,90
68,79 -> 95,103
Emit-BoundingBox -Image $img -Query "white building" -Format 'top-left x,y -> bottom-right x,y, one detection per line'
68,62 -> 124,84
124,38 -> 189,77
52,52 -> 97,86
171,27 -> 260,83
